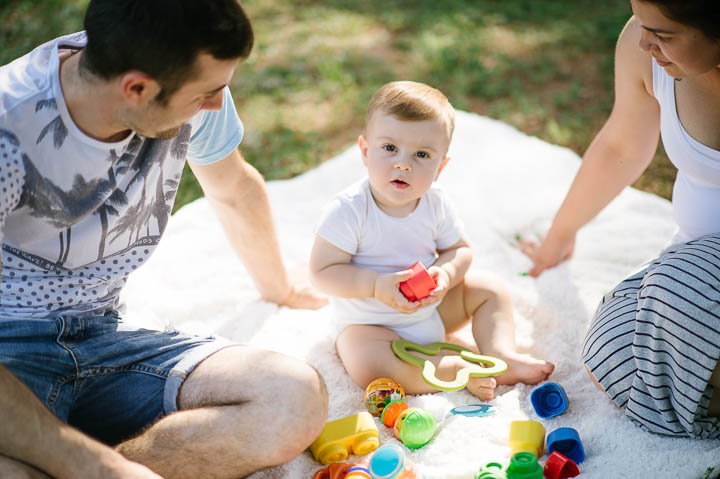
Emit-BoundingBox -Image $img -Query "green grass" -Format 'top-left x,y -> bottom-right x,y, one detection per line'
2,0 -> 675,212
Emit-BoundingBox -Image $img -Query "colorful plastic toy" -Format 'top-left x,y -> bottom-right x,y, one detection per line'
547,428 -> 585,465
391,340 -> 507,391
381,399 -> 408,428
346,465 -> 373,479
313,462 -> 353,479
530,383 -> 569,419
392,407 -> 436,449
310,412 -> 380,464
399,261 -> 436,302
368,444 -> 424,479
509,420 -> 545,458
365,378 -> 405,417
450,404 -> 496,417
475,462 -> 506,479
543,451 -> 580,479
474,453 -> 542,479
505,452 -> 542,479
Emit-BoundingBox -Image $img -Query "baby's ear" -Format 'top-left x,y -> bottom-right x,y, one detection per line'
358,135 -> 369,167
436,155 -> 451,179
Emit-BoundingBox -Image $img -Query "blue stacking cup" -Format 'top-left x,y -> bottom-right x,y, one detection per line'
547,427 -> 585,464
530,382 -> 569,418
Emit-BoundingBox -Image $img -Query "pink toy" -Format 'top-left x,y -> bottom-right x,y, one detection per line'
399,262 -> 436,302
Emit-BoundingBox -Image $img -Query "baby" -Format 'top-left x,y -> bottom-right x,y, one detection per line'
309,81 -> 553,399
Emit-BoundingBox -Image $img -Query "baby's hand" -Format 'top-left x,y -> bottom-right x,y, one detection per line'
374,269 -> 427,314
425,265 -> 450,304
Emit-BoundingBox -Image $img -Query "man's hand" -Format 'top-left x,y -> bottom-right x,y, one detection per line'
518,233 -> 575,277
275,283 -> 328,310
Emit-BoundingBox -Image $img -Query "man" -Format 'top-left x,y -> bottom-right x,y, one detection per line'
0,0 -> 328,477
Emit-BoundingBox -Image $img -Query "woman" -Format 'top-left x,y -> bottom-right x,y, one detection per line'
522,0 -> 720,438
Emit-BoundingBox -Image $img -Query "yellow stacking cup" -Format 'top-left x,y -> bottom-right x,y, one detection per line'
509,420 -> 545,458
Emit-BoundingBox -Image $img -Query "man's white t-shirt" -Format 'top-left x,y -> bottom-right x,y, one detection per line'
315,178 -> 464,332
0,32 -> 243,319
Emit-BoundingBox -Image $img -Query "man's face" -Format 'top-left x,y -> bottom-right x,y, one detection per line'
125,53 -> 238,139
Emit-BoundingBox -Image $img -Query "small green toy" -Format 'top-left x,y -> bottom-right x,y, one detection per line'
475,453 -> 543,479
506,452 -> 543,479
391,340 -> 508,391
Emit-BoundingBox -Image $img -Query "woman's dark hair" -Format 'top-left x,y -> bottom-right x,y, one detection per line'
642,0 -> 720,40
79,0 -> 254,102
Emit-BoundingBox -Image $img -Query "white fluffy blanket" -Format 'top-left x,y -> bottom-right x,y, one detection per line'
121,111 -> 720,479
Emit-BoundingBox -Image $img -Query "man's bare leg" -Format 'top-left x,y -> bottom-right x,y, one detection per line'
117,346 -> 328,479
0,365 -> 161,479
0,455 -> 52,479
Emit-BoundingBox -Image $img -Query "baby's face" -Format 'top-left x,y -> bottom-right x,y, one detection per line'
360,112 -> 450,216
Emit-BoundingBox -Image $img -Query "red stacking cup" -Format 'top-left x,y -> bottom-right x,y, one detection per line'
399,262 -> 436,302
543,451 -> 579,479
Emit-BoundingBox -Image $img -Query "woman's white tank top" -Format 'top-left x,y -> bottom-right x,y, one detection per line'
652,59 -> 720,245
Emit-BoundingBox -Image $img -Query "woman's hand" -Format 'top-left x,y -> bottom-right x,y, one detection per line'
518,233 -> 575,277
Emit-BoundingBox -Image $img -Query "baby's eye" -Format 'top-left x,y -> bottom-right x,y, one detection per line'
653,32 -> 670,42
383,144 -> 396,152
415,151 -> 429,159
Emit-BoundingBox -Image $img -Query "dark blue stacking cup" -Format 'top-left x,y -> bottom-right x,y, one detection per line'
547,427 -> 585,464
530,382 -> 569,418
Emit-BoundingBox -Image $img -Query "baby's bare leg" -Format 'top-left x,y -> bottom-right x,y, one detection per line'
438,271 -> 554,386
336,325 -> 497,400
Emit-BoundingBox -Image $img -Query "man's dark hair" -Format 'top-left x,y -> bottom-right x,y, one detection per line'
643,0 -> 720,40
79,0 -> 254,103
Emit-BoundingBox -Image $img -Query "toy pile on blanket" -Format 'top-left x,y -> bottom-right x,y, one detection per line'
122,111 -> 720,479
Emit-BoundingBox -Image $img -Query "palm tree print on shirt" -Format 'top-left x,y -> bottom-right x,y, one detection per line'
35,98 -> 68,149
18,154 -> 115,267
109,124 -> 190,247
7,114 -> 191,269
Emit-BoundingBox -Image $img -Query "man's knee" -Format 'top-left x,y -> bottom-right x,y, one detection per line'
0,456 -> 52,479
270,355 -> 328,456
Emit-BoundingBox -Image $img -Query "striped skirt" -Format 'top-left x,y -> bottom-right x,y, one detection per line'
582,234 -> 720,438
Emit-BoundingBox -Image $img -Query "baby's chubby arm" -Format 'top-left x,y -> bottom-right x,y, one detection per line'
309,236 -> 431,314
428,235 -> 473,301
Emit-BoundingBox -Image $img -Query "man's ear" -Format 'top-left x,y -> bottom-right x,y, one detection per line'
358,135 -> 369,167
436,155 -> 451,179
119,71 -> 161,106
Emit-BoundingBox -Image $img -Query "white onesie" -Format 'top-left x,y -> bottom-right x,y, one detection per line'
652,59 -> 720,245
315,178 -> 464,344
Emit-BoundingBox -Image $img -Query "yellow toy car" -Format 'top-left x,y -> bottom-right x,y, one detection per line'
310,412 -> 380,464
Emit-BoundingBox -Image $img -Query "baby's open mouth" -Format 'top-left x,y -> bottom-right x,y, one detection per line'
391,179 -> 409,187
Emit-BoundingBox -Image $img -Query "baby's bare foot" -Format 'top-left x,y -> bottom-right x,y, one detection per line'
495,353 -> 554,386
466,376 -> 497,401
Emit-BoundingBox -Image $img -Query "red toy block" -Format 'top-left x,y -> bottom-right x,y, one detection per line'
399,261 -> 437,302
543,451 -> 579,479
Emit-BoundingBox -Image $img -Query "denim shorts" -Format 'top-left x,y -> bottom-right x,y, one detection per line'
0,311 -> 233,445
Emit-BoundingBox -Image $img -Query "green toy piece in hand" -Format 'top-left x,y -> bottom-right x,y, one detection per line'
391,340 -> 508,391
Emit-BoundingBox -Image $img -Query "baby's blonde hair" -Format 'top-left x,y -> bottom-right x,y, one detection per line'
366,81 -> 455,141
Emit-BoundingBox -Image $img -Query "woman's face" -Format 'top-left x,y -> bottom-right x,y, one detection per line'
631,0 -> 720,78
